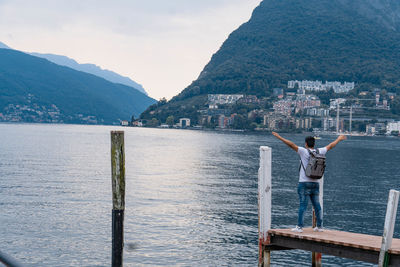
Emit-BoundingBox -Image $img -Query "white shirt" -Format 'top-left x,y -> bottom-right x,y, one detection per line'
297,146 -> 328,182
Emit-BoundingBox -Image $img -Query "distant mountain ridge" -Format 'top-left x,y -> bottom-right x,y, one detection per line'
0,41 -> 147,95
30,52 -> 148,95
0,49 -> 156,124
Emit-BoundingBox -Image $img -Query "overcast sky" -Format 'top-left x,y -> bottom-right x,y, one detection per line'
0,0 -> 262,100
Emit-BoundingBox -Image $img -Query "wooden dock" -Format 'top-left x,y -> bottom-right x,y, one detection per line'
257,146 -> 400,267
264,228 -> 400,266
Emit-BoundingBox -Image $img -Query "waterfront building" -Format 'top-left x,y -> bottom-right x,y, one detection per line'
218,114 -> 235,128
305,108 -> 329,117
179,118 -> 191,128
367,123 -> 386,135
264,114 -> 294,130
120,120 -> 129,126
295,118 -> 313,129
366,124 -> 376,135
323,117 -> 336,131
132,120 -> 145,127
199,115 -> 213,125
387,121 -> 400,135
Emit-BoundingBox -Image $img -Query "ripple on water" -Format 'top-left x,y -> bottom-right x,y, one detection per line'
0,125 -> 398,266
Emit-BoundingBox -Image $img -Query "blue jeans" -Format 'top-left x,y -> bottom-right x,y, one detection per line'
297,182 -> 322,228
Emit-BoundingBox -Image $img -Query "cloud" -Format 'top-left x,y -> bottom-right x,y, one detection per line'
0,0 -> 262,99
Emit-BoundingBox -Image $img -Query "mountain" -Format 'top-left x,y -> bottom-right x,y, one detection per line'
141,0 -> 400,123
30,52 -> 148,95
341,0 -> 400,32
0,41 -> 147,95
176,0 -> 400,99
0,49 -> 156,124
0,42 -> 11,49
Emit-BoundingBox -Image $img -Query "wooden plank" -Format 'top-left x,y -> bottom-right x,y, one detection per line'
268,228 -> 400,254
269,234 -> 380,264
267,227 -> 400,264
268,233 -> 400,266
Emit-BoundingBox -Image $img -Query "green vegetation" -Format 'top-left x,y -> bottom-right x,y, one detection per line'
392,97 -> 400,115
166,115 -> 175,126
140,95 -> 207,125
0,49 -> 156,124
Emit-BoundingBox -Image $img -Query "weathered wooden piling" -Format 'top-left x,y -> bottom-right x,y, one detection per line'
111,131 -> 125,267
258,146 -> 271,267
378,189 -> 400,267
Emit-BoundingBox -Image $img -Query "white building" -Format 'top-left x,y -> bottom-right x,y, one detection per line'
306,108 -> 329,117
120,120 -> 129,126
366,125 -> 375,135
133,120 -> 144,127
288,80 -> 355,94
329,98 -> 347,109
208,94 -> 244,105
323,117 -> 336,131
387,121 -> 400,135
179,118 -> 191,128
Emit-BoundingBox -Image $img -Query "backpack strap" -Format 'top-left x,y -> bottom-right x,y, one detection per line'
299,158 -> 306,172
307,148 -> 318,157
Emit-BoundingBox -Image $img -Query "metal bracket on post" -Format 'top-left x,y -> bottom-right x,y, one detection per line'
378,190 -> 400,267
258,146 -> 272,267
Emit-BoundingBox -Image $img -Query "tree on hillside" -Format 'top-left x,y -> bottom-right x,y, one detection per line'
166,115 -> 175,126
147,118 -> 160,127
392,96 -> 400,115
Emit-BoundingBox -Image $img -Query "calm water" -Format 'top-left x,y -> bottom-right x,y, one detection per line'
0,124 -> 400,266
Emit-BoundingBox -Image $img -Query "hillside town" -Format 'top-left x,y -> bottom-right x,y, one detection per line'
130,80 -> 400,137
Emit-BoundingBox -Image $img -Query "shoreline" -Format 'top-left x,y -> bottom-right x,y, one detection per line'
0,121 -> 398,138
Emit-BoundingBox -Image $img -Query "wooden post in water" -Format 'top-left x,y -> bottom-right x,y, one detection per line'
258,146 -> 272,267
378,189 -> 400,267
111,131 -> 126,267
312,177 -> 324,267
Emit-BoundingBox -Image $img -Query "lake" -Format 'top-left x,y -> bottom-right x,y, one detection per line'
0,123 -> 399,266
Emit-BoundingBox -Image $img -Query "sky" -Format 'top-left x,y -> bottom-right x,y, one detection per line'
0,0 -> 262,100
